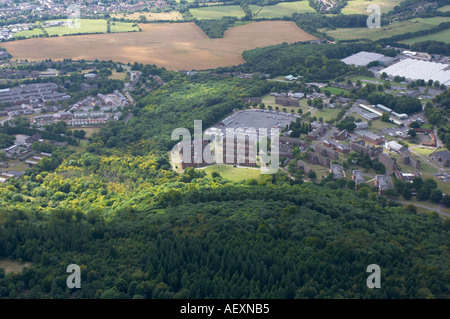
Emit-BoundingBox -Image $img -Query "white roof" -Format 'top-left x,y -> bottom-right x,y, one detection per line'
386,141 -> 404,151
379,59 -> 450,86
341,51 -> 384,66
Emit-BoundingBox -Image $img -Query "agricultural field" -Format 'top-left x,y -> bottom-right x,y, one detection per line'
109,21 -> 140,33
190,5 -> 246,19
253,1 -> 315,19
45,19 -> 108,36
341,0 -> 403,15
201,165 -> 261,181
438,5 -> 450,12
402,28 -> 450,44
1,21 -> 316,71
323,18 -> 437,41
111,11 -> 183,21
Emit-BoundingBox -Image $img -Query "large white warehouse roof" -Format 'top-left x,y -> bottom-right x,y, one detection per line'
379,58 -> 450,86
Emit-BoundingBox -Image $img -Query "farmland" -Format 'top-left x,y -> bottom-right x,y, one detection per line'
323,18 -> 439,41
190,5 -> 246,19
253,1 -> 315,19
111,11 -> 183,21
402,29 -> 450,44
1,21 -> 316,71
341,0 -> 403,15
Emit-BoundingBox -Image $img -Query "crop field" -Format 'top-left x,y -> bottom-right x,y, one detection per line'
1,21 -> 316,71
253,1 -> 315,19
190,5 -> 246,19
341,0 -> 403,15
323,18 -> 437,41
111,11 -> 183,21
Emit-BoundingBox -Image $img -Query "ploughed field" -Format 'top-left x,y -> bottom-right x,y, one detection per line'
1,21 -> 316,70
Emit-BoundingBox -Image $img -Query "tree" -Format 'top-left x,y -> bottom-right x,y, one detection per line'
307,170 -> 316,179
402,187 -> 412,200
381,112 -> 390,122
408,129 -> 416,139
417,187 -> 430,201
430,189 -> 443,203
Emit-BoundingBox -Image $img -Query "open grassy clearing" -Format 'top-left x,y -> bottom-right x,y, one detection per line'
14,28 -> 43,38
253,1 -> 315,19
108,69 -> 128,80
323,19 -> 436,41
1,21 -> 316,71
324,86 -> 350,95
111,11 -> 183,21
190,5 -> 246,19
67,127 -> 101,138
260,94 -> 310,114
45,19 -> 108,36
402,28 -> 450,44
110,21 -> 140,33
313,107 -> 341,122
341,0 -> 403,15
411,146 -> 435,157
201,164 -> 261,181
438,5 -> 450,12
0,258 -> 31,274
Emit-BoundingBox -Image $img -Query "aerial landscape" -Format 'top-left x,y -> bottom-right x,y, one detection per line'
0,0 -> 449,305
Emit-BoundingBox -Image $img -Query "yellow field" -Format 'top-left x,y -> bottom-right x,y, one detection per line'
1,21 -> 316,70
111,11 -> 183,21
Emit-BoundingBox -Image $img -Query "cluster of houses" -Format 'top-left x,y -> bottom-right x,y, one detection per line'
0,23 -> 34,40
33,90 -> 128,127
1,133 -> 42,160
0,83 -> 70,108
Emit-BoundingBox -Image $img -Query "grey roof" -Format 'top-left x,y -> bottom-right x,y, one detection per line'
436,151 -> 450,161
341,51 -> 385,66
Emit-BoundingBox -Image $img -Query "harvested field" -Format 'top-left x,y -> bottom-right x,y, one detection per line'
1,21 -> 316,70
111,11 -> 183,21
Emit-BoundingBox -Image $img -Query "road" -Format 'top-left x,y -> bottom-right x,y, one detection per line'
394,200 -> 450,218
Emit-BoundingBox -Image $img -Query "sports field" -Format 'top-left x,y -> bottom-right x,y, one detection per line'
341,0 -> 403,15
1,21 -> 316,71
202,165 -> 261,181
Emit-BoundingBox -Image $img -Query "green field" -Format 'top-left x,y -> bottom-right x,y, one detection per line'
190,5 -> 246,19
438,5 -> 450,12
260,94 -> 309,114
313,107 -> 341,122
403,28 -> 450,44
110,21 -> 140,33
324,18 -> 437,41
45,19 -> 107,36
253,1 -> 315,19
202,165 -> 261,181
14,28 -> 43,38
411,146 -> 436,157
342,0 -> 403,15
324,86 -> 350,95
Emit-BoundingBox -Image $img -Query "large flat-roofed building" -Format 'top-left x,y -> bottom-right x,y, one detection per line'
378,58 -> 450,86
341,51 -> 385,67
355,130 -> 384,145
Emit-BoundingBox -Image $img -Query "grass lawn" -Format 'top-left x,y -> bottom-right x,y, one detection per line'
108,70 -> 128,80
201,165 -> 261,181
423,173 -> 450,195
190,5 -> 246,19
313,108 -> 341,122
438,5 -> 450,12
67,127 -> 101,138
260,94 -> 308,114
45,19 -> 107,36
402,29 -> 450,44
253,1 -> 315,19
109,21 -> 140,33
411,146 -> 435,157
349,75 -> 406,87
369,119 -> 398,130
14,28 -> 43,38
341,0 -> 403,15
412,17 -> 450,25
324,86 -> 350,95
324,19 -> 435,41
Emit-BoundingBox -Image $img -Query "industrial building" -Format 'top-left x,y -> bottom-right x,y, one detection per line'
341,51 -> 385,67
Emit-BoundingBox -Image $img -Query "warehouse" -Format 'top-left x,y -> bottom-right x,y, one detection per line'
379,59 -> 450,86
341,51 -> 385,67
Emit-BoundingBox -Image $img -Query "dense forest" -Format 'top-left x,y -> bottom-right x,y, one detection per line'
1,182 -> 449,299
